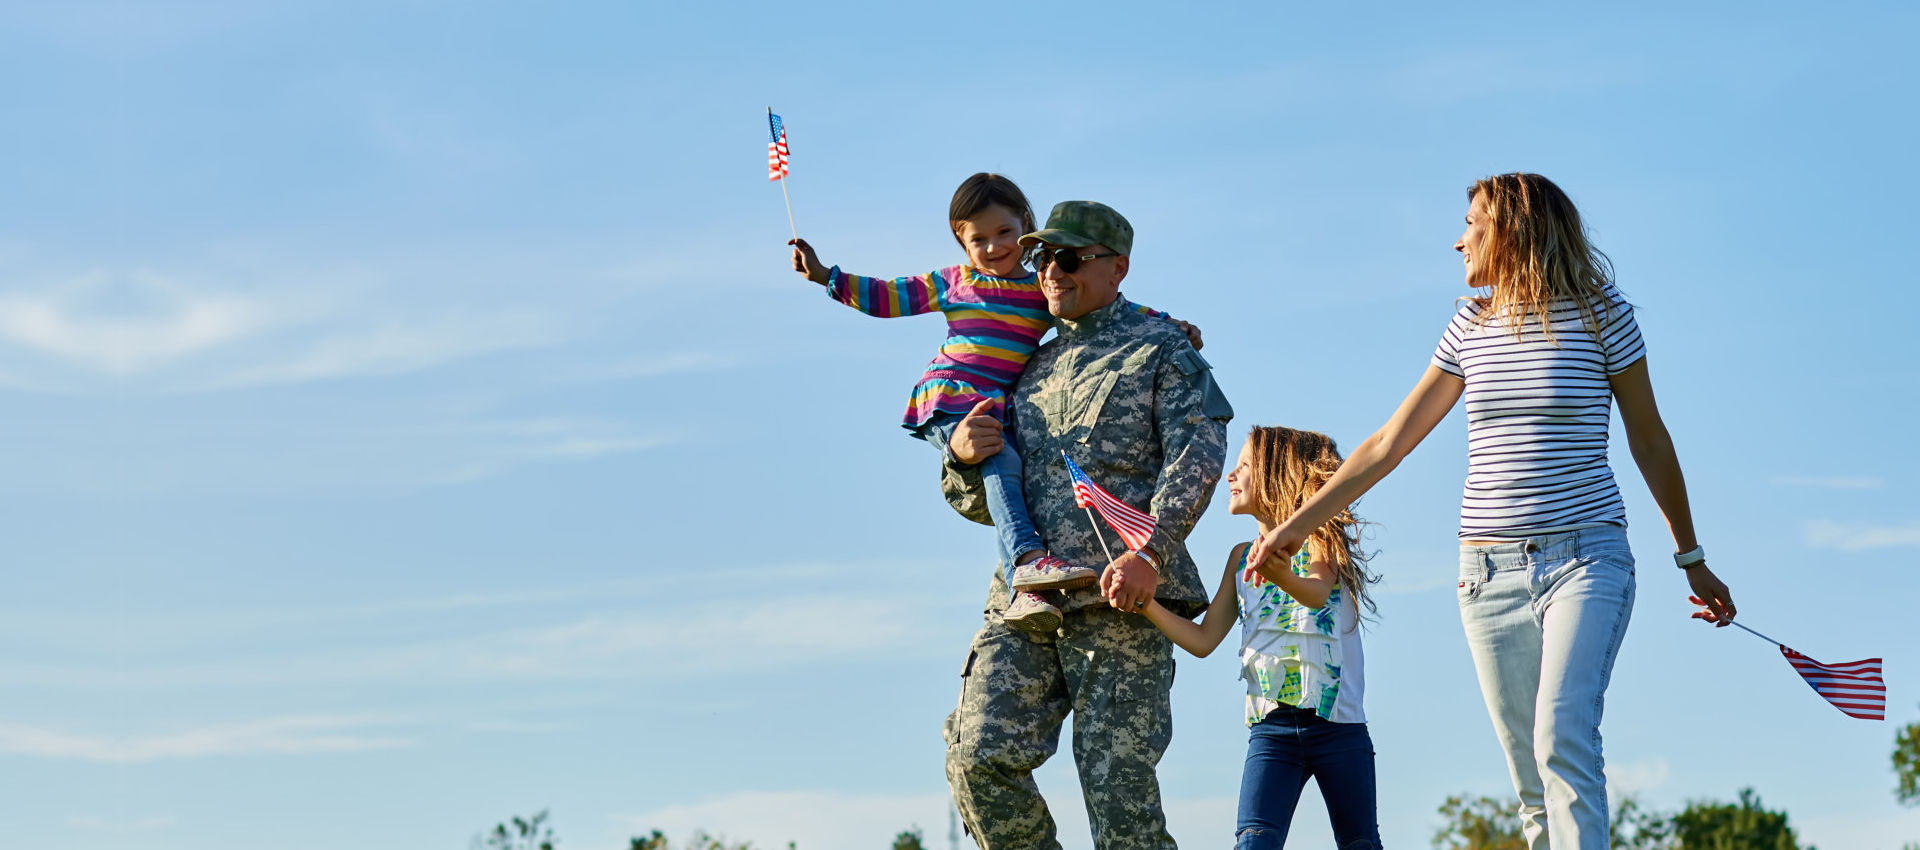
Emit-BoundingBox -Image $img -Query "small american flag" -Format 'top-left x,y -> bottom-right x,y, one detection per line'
767,112 -> 790,182
1062,452 -> 1156,552
1781,646 -> 1885,720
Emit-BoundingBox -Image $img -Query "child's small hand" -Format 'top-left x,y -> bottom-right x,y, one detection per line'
1243,526 -> 1304,580
1174,319 -> 1204,351
788,238 -> 830,285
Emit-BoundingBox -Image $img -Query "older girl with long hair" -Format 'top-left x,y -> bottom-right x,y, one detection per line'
1140,426 -> 1381,850
1245,173 -> 1736,849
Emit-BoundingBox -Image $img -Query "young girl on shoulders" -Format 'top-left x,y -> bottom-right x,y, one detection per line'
788,173 -> 1199,633
1139,425 -> 1381,850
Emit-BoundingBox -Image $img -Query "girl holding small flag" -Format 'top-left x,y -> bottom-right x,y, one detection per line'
786,173 -> 1200,633
1244,173 -> 1736,849
1138,426 -> 1381,850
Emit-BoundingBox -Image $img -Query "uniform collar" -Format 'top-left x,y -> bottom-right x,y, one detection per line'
1056,294 -> 1130,340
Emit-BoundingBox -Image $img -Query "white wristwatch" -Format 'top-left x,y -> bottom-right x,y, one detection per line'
1673,545 -> 1707,569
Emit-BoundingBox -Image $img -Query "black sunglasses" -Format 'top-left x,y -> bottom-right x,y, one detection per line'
1031,247 -> 1120,274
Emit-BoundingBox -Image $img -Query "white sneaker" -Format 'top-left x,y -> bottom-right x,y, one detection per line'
1001,591 -> 1063,634
1009,555 -> 1099,592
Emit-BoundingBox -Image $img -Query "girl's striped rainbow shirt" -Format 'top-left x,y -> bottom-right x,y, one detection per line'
825,264 -> 1175,431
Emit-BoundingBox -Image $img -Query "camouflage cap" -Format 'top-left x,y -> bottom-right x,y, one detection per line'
1019,200 -> 1133,256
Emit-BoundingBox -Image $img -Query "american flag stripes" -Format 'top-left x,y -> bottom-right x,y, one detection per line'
1781,645 -> 1885,720
767,112 -> 790,182
1062,452 -> 1157,552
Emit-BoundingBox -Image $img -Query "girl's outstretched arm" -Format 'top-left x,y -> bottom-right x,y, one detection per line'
1611,358 -> 1736,626
1247,365 -> 1464,569
1143,544 -> 1245,658
789,238 -> 945,318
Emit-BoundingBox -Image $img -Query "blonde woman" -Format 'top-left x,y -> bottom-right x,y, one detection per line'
1245,173 -> 1735,849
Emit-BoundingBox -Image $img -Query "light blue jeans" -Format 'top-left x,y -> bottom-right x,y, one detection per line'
917,411 -> 1047,566
1457,525 -> 1635,850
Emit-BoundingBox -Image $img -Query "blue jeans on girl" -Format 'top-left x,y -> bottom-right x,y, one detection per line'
1457,525 -> 1636,850
917,411 -> 1046,565
1235,704 -> 1380,850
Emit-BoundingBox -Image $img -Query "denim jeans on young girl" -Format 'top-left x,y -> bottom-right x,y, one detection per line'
1235,704 -> 1381,850
917,411 -> 1046,565
1457,525 -> 1636,850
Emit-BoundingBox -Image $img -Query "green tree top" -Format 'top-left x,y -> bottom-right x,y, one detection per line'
1671,788 -> 1806,850
1896,708 -> 1920,806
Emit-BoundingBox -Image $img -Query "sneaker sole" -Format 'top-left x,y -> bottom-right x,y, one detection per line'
1009,571 -> 1100,592
1002,608 -> 1062,634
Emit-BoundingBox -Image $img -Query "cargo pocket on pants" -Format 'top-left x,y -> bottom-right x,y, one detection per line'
943,649 -> 978,746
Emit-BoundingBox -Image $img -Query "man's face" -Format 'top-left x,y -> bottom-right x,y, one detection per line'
1036,242 -> 1129,319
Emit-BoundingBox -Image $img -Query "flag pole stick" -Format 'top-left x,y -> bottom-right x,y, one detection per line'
1084,505 -> 1116,564
1728,620 -> 1783,647
778,168 -> 797,240
770,106 -> 797,239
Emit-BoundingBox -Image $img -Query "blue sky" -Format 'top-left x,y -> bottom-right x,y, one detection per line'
1,1 -> 1916,848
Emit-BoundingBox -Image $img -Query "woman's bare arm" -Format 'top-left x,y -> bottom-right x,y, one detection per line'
1611,358 -> 1736,625
1247,365 -> 1464,568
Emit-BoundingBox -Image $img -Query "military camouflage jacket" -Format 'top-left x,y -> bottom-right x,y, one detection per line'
942,295 -> 1232,618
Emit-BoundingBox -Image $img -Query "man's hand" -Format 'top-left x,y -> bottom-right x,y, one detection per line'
946,399 -> 1004,465
1686,565 -> 1736,627
1101,551 -> 1160,612
1173,319 -> 1204,351
788,237 -> 830,285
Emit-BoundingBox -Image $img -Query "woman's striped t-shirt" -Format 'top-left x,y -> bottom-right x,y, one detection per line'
1430,286 -> 1647,539
826,264 -> 1172,431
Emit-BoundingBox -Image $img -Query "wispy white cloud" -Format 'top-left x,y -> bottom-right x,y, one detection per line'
0,573 -> 947,689
1606,756 -> 1671,799
1804,519 -> 1920,552
208,312 -> 565,389
0,714 -> 411,763
0,273 -> 275,375
428,416 -> 674,484
0,253 -> 582,393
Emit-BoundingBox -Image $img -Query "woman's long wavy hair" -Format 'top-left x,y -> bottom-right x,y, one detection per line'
1466,173 -> 1618,343
1244,426 -> 1378,620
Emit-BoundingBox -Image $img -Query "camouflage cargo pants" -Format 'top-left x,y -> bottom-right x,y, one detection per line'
943,605 -> 1177,850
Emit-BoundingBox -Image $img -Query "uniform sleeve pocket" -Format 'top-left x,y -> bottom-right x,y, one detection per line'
1171,348 -> 1208,375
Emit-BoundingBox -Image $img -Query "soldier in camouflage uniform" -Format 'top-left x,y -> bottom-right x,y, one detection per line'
938,201 -> 1233,850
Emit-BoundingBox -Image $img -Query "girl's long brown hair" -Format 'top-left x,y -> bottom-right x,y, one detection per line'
1245,426 -> 1378,619
1466,173 -> 1618,343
